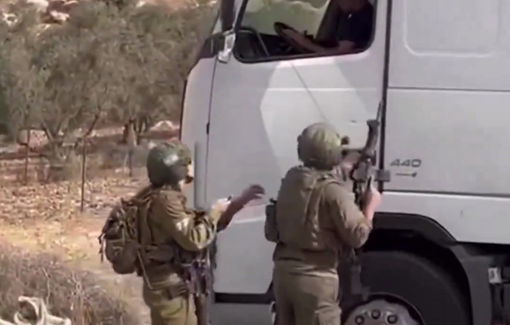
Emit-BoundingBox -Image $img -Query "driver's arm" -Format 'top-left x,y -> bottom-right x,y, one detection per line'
291,35 -> 359,55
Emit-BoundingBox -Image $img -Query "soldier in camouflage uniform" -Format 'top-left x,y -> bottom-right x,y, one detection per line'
142,139 -> 264,325
265,122 -> 382,325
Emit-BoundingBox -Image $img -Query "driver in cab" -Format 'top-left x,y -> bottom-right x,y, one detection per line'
281,0 -> 374,55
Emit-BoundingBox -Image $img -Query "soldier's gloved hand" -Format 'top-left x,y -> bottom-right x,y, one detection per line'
234,184 -> 265,206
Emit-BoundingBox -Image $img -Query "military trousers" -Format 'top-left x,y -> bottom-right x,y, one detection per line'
142,281 -> 197,325
273,267 -> 341,325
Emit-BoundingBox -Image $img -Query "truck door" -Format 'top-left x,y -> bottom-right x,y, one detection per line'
206,0 -> 388,296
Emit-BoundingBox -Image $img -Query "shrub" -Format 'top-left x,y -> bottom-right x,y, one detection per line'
0,0 -> 217,180
0,243 -> 142,325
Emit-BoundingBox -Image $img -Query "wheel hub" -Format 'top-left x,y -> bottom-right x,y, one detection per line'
344,299 -> 421,325
269,301 -> 277,325
270,298 -> 420,325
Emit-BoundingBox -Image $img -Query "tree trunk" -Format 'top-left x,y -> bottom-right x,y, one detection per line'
45,145 -> 80,183
121,121 -> 139,145
121,123 -> 129,144
16,129 -> 29,146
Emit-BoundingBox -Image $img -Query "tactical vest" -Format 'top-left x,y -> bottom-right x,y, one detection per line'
275,166 -> 341,251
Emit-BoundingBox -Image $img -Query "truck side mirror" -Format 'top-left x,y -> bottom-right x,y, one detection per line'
217,30 -> 236,63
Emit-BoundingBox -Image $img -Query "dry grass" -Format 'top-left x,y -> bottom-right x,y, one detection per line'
0,242 -> 142,325
0,172 -> 151,324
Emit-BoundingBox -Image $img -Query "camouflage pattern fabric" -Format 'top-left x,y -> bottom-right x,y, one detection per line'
269,123 -> 372,325
273,270 -> 340,325
272,166 -> 372,271
141,186 -> 223,325
142,283 -> 197,325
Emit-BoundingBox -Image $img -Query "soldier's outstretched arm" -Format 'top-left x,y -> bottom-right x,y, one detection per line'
151,191 -> 222,251
325,184 -> 373,249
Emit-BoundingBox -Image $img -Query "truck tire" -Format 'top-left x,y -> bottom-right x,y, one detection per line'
343,250 -> 471,325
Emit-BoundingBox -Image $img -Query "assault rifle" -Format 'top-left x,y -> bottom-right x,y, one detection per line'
338,103 -> 390,304
191,252 -> 212,325
182,211 -> 212,325
340,102 -> 390,205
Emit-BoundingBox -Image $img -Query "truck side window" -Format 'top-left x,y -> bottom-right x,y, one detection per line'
234,0 -> 376,61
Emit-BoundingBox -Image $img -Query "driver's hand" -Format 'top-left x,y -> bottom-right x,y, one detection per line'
282,29 -> 307,43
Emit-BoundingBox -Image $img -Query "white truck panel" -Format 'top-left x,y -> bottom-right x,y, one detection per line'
389,0 -> 510,90
383,0 -> 510,243
180,58 -> 217,208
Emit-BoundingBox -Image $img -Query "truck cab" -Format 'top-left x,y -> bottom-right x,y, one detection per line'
181,0 -> 510,324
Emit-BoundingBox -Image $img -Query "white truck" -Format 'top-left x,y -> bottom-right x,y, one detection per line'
180,0 -> 510,324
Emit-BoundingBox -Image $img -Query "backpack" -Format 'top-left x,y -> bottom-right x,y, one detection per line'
98,193 -> 152,275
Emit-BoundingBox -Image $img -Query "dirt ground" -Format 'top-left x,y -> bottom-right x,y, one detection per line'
0,173 -> 152,324
0,125 -> 183,324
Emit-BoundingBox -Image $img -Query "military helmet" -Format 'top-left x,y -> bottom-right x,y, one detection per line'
146,139 -> 192,187
297,122 -> 348,170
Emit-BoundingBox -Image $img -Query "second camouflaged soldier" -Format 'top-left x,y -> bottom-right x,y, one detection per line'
141,139 -> 264,325
265,122 -> 382,325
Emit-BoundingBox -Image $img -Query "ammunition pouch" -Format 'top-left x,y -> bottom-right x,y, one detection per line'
264,199 -> 279,243
140,241 -> 213,325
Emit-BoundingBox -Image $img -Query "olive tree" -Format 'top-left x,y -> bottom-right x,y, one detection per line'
0,0 -> 118,179
0,0 -> 217,180
0,2 -> 46,141
105,0 -> 217,144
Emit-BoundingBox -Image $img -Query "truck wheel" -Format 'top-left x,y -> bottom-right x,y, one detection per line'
343,251 -> 470,325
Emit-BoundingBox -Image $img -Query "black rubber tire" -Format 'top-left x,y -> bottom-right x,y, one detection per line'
344,250 -> 471,325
